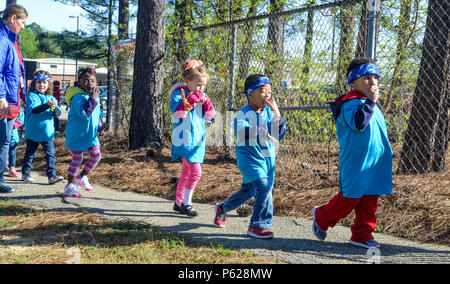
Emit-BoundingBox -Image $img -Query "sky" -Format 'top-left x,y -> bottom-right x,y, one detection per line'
0,0 -> 106,33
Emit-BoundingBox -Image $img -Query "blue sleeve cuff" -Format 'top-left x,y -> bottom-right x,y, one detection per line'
355,99 -> 376,130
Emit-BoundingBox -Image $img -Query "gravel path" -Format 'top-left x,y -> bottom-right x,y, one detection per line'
2,172 -> 449,264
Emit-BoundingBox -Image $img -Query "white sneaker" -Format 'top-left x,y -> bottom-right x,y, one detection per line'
64,183 -> 81,198
75,175 -> 93,191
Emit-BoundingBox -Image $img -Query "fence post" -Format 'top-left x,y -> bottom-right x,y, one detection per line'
229,24 -> 238,111
366,0 -> 379,59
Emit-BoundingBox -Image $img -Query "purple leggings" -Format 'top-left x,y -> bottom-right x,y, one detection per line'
175,157 -> 202,205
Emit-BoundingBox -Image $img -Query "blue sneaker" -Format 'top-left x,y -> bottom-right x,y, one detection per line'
0,183 -> 14,193
312,206 -> 327,241
349,239 -> 380,249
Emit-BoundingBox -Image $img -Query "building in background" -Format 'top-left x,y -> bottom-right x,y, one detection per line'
23,58 -> 107,89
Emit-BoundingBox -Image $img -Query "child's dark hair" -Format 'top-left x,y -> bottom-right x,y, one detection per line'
244,74 -> 265,93
77,66 -> 97,81
28,70 -> 53,95
346,57 -> 377,78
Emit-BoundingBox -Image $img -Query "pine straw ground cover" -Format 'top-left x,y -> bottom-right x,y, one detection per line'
0,199 -> 280,264
15,134 -> 449,246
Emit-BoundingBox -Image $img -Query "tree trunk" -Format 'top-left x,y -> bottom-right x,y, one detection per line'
302,0 -> 315,75
300,0 -> 315,90
398,0 -> 449,174
265,0 -> 285,80
355,3 -> 368,58
174,0 -> 192,63
336,3 -> 357,97
384,0 -> 413,116
129,0 -> 166,150
114,0 -> 130,137
237,0 -> 259,80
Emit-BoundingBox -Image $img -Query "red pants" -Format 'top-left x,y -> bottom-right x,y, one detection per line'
315,192 -> 378,243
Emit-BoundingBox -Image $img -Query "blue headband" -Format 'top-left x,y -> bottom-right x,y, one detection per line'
347,63 -> 381,84
244,77 -> 272,96
33,74 -> 52,82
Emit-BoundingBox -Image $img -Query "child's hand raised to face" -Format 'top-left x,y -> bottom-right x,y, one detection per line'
266,96 -> 280,118
89,86 -> 100,100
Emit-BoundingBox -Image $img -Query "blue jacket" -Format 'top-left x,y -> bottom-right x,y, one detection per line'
330,95 -> 392,198
65,92 -> 101,151
234,105 -> 286,188
25,92 -> 60,142
169,84 -> 215,163
0,22 -> 20,106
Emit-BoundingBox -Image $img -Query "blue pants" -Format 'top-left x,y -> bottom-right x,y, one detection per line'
22,139 -> 56,178
223,178 -> 273,229
0,118 -> 14,184
8,140 -> 18,168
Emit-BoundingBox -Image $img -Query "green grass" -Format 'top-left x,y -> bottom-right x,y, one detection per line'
0,199 -> 281,264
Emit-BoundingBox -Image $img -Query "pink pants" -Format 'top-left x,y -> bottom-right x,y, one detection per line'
67,145 -> 101,177
175,157 -> 202,205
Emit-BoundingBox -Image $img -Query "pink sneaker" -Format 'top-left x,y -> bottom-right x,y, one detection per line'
247,226 -> 274,239
64,183 -> 81,198
75,175 -> 93,191
8,167 -> 19,178
213,203 -> 227,228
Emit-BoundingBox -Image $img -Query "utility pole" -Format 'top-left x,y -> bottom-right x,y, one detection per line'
366,0 -> 380,59
69,15 -> 80,81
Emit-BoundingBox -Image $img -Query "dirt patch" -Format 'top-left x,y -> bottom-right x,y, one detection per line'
15,134 -> 450,245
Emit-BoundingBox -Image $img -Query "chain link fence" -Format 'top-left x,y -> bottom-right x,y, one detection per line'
109,0 -> 448,194
160,0 -> 448,194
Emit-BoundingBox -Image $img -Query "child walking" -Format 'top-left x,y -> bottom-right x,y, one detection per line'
64,67 -> 104,198
22,71 -> 64,184
213,74 -> 286,239
312,57 -> 392,249
8,107 -> 24,177
169,59 -> 215,216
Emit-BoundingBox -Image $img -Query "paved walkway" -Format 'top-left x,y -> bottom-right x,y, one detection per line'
1,172 -> 449,264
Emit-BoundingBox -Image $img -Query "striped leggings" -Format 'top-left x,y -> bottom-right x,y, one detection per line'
67,145 -> 101,177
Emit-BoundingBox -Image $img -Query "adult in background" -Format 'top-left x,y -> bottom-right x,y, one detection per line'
0,4 -> 28,193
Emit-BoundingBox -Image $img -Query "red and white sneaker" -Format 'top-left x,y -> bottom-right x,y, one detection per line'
247,226 -> 274,239
213,203 -> 227,228
75,175 -> 93,191
8,167 -> 19,178
64,183 -> 81,198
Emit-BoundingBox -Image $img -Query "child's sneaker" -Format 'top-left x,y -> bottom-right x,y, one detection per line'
173,203 -> 182,213
8,167 -> 19,178
75,175 -> 93,191
64,183 -> 81,198
48,175 -> 64,184
247,226 -> 274,239
22,174 -> 34,183
180,203 -> 198,217
312,206 -> 327,241
349,239 -> 380,249
213,203 -> 227,227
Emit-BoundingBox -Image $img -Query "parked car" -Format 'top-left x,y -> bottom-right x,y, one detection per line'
59,86 -> 108,107
98,86 -> 108,107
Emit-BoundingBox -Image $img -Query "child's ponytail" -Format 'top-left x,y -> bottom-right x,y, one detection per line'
181,58 -> 208,80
